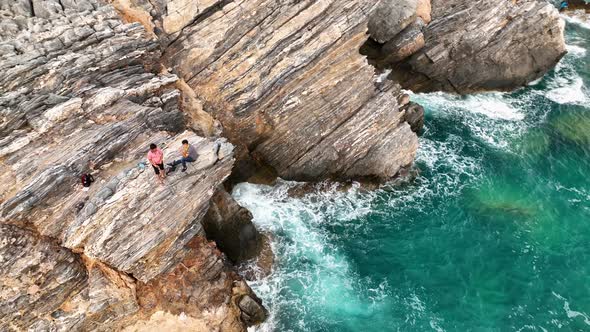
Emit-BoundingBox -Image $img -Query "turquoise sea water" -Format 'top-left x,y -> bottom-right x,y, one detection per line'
234,19 -> 590,331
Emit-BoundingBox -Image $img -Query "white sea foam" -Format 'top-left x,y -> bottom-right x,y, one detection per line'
546,76 -> 588,105
552,292 -> 590,327
236,180 -> 452,331
555,184 -> 590,203
235,181 -> 386,331
417,136 -> 480,177
566,43 -> 587,57
411,91 -> 525,121
411,91 -> 530,149
562,13 -> 590,30
528,76 -> 544,86
464,96 -> 525,121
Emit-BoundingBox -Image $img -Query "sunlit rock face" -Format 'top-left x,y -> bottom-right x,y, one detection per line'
156,0 -> 420,182
392,0 -> 567,93
0,0 -> 568,330
0,1 -> 261,330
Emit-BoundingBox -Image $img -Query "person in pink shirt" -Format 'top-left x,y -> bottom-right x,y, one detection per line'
147,143 -> 166,184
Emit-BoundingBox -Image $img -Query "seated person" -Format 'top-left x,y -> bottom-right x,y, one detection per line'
167,139 -> 198,173
81,173 -> 94,191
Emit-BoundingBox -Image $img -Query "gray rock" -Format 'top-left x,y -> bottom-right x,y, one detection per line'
61,0 -> 95,11
397,0 -> 567,93
402,102 -> 425,134
368,0 -> 419,43
381,18 -> 426,63
32,0 -> 64,18
202,188 -> 262,263
238,295 -> 268,326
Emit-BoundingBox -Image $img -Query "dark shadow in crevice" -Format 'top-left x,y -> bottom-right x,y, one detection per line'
359,35 -> 437,94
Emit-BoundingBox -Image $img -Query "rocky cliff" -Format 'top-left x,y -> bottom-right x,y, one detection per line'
0,0 -> 566,330
365,0 -> 567,93
0,1 -> 264,330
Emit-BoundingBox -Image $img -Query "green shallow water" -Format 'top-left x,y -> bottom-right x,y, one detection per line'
233,20 -> 590,331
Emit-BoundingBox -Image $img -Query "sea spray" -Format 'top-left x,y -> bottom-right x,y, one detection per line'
237,20 -> 590,332
235,181 -> 389,331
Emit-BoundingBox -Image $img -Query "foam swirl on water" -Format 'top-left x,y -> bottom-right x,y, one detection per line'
235,18 -> 590,332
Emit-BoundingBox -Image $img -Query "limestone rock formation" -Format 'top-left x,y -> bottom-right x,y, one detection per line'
203,188 -> 263,264
0,0 -> 568,329
391,0 -> 567,93
368,0 -> 422,43
0,224 -> 87,331
381,18 -> 427,64
159,0 -> 420,182
0,0 -> 264,330
136,237 -> 267,331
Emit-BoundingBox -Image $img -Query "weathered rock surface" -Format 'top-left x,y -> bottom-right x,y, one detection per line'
136,236 -> 267,331
392,0 -> 567,93
0,224 -> 262,331
203,188 -> 262,263
160,0 -> 420,181
0,224 -> 87,331
34,257 -> 140,331
381,18 -> 426,64
62,133 -> 234,282
236,285 -> 267,326
401,102 -> 425,134
0,0 -> 568,329
0,1 -> 263,330
368,0 -> 423,43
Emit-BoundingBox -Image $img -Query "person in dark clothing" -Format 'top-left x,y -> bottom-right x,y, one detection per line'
81,173 -> 94,191
167,139 -> 198,173
81,173 -> 94,187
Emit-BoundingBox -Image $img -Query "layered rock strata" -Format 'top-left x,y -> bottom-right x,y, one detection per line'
156,0 -> 421,182
0,0 -> 569,330
365,0 -> 567,93
0,1 -> 263,330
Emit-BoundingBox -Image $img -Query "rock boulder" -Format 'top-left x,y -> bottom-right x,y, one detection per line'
202,188 -> 263,264
368,0 -> 421,43
395,0 -> 567,93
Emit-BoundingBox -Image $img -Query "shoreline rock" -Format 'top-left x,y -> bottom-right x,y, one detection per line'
202,187 -> 263,264
0,0 -> 568,330
0,1 -> 265,330
364,0 -> 566,94
394,0 -> 567,93
157,0 -> 420,182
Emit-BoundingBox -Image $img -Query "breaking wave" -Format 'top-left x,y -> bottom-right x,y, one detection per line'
235,17 -> 590,332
